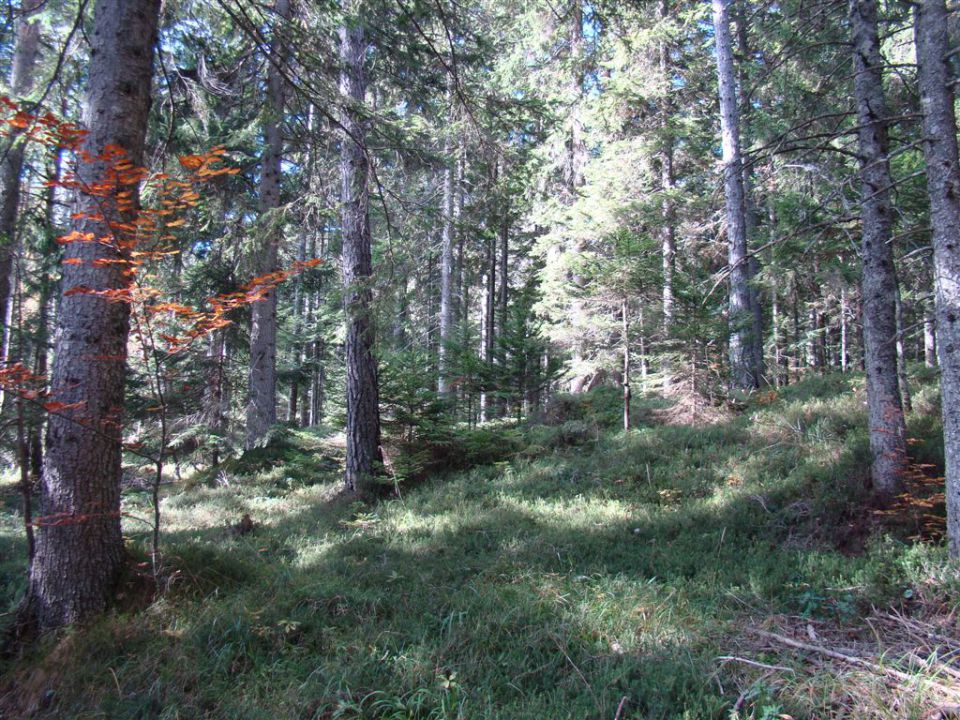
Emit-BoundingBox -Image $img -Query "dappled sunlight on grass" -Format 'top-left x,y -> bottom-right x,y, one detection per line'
1,373 -> 957,719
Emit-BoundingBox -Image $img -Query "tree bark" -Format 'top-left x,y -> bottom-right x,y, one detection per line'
30,149 -> 62,484
735,1 -> 766,383
498,210 -> 509,361
480,231 -> 496,422
438,86 -> 455,395
566,0 -> 586,195
914,0 -> 960,555
246,0 -> 291,449
339,8 -> 383,495
454,140 -> 465,315
28,0 -> 161,631
288,223 -> 308,424
772,286 -> 782,386
850,0 -> 907,496
659,0 -> 676,336
622,298 -> 631,430
792,278 -> 801,381
841,285 -> 849,373
924,301 -> 937,367
712,0 -> 759,390
895,286 -> 912,412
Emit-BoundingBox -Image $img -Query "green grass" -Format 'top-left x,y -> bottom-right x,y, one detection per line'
0,374 -> 956,719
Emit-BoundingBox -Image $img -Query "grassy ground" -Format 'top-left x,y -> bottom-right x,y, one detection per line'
1,372 -> 958,719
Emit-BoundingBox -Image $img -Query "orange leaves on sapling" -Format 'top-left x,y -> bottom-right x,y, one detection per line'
0,363 -> 44,391
152,258 -> 325,353
2,99 -> 323,396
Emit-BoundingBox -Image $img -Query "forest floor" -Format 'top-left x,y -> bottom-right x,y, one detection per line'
1,371 -> 959,719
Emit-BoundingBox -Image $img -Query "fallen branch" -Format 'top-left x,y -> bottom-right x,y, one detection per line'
906,651 -> 960,683
925,705 -> 960,720
716,655 -> 796,673
613,696 -> 629,720
753,630 -> 960,700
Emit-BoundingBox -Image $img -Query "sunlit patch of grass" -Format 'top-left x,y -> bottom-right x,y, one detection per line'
0,372 -> 955,719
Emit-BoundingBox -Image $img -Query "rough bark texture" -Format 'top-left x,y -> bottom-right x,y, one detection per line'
712,0 -> 759,390
914,0 -> 960,555
246,0 -> 291,449
850,0 -> 907,496
0,0 -> 43,369
735,2 -> 767,383
340,12 -> 383,495
28,0 -> 161,631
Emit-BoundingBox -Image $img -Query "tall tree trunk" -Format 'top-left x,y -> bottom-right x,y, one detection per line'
841,286 -> 849,372
438,89 -> 455,396
288,225 -> 308,424
749,258 -> 766,380
498,211 -> 509,361
895,286 -> 912,412
815,307 -> 827,370
30,148 -> 62,484
0,0 -> 42,404
850,0 -> 907,496
735,2 -> 766,383
310,338 -> 325,427
712,0 -> 759,390
300,283 -> 313,427
567,0 -> 586,195
792,279 -> 801,381
394,278 -> 409,348
659,0 -> 676,337
206,331 -> 227,466
660,143 -> 676,335
246,0 -> 291,449
28,0 -> 161,631
638,304 -> 649,381
924,301 -> 937,367
480,231 -> 496,421
496,210 -> 509,416
622,298 -> 631,430
914,0 -> 960,555
339,8 -> 383,495
454,152 -> 466,320
772,286 -> 782,386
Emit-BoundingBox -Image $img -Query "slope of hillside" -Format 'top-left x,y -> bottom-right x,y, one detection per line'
1,373 -> 957,719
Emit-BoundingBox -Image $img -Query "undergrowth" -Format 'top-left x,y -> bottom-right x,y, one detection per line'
0,371 -> 956,719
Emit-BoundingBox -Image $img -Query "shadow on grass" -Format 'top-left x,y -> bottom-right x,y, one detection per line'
0,374 -> 950,720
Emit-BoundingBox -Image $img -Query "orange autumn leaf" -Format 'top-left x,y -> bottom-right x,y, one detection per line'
58,230 -> 96,244
178,154 -> 204,170
42,401 -> 85,413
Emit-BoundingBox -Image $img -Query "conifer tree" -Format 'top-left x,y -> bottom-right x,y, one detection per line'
28,0 -> 162,630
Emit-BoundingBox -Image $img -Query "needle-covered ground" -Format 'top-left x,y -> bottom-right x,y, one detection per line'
1,371 -> 957,719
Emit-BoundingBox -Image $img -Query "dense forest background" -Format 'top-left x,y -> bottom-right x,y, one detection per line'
2,0 -> 960,717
